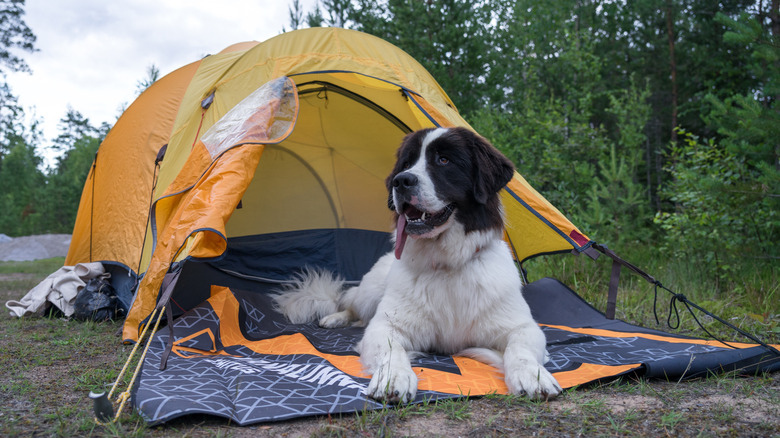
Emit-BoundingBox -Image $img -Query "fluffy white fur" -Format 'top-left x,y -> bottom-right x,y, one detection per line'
273,128 -> 561,403
272,267 -> 343,324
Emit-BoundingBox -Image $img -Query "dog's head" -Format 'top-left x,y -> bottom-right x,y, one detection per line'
386,127 -> 515,259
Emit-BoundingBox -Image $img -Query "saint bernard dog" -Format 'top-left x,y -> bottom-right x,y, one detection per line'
274,127 -> 561,403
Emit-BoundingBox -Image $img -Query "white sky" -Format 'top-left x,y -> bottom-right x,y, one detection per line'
6,0 -> 318,164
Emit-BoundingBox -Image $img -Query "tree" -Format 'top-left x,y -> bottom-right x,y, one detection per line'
306,5 -> 325,28
43,136 -> 100,233
0,0 -> 36,75
135,64 -> 160,95
51,108 -> 99,152
0,119 -> 45,236
298,0 -> 775,258
39,110 -> 105,233
321,0 -> 352,27
584,79 -> 653,244
667,5 -> 780,275
0,0 -> 35,152
348,0 -> 495,115
664,1 -> 679,142
286,0 -> 305,31
0,81 -> 24,157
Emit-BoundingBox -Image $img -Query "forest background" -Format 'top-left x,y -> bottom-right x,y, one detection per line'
0,0 -> 777,301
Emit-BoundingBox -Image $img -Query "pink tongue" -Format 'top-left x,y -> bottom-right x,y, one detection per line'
394,214 -> 408,260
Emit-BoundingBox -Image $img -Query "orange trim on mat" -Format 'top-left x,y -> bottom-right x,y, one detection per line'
553,363 -> 642,388
541,324 -> 780,351
171,287 -> 659,394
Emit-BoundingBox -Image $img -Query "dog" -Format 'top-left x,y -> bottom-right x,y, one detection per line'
273,127 -> 561,403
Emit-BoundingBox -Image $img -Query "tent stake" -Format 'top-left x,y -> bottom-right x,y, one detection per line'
91,305 -> 166,425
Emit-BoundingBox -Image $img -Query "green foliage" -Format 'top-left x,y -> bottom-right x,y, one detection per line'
297,0 -> 778,268
0,137 -> 46,235
349,0 -> 495,115
0,0 -> 777,294
286,0 -> 305,30
658,8 -> 780,287
135,64 -> 160,96
654,130 -> 778,289
0,0 -> 37,75
470,97 -> 602,223
0,107 -> 103,236
43,134 -> 100,233
583,79 -> 653,244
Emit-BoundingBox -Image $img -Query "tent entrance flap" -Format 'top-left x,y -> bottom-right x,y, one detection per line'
123,77 -> 300,342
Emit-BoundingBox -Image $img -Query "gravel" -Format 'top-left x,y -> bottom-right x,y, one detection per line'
0,234 -> 72,262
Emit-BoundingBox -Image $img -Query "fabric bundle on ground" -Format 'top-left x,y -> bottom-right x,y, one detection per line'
133,277 -> 778,425
5,262 -> 107,317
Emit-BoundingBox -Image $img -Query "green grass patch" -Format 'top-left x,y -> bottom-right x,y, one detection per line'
523,246 -> 779,344
0,257 -> 66,275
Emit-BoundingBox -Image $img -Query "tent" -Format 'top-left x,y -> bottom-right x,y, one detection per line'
66,27 -> 591,342
62,28 -> 777,424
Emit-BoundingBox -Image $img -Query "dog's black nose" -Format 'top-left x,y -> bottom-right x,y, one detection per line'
392,172 -> 418,190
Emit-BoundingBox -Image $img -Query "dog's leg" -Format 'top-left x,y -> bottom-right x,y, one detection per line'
358,320 -> 418,404
503,324 -> 561,400
319,254 -> 393,328
319,308 -> 357,328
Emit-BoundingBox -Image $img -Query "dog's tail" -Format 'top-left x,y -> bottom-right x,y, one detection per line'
271,267 -> 345,324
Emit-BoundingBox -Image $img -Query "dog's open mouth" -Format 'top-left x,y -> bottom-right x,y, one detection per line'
395,203 -> 455,259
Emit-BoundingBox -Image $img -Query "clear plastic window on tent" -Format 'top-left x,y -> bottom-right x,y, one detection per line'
201,76 -> 298,159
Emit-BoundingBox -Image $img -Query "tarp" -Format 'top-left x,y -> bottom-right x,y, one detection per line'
133,277 -> 779,425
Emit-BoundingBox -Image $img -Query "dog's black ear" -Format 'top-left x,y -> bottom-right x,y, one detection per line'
466,129 -> 515,204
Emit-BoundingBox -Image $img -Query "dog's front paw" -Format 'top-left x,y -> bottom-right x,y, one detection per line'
505,362 -> 562,400
366,363 -> 418,404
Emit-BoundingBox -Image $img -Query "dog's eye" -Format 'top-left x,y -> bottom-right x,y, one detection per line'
402,162 -> 410,170
437,155 -> 449,165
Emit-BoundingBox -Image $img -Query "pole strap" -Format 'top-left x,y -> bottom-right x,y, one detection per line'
606,258 -> 621,319
156,266 -> 182,370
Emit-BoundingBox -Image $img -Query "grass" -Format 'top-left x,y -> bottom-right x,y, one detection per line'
0,256 -> 777,437
0,257 -> 66,274
523,247 -> 779,345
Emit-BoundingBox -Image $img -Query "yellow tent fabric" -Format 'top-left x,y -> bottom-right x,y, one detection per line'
61,28 -> 591,342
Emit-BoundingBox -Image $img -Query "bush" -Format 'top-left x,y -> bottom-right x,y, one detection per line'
654,130 -> 778,291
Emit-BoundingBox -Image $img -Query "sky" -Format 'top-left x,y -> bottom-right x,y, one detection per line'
6,0 -> 318,164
